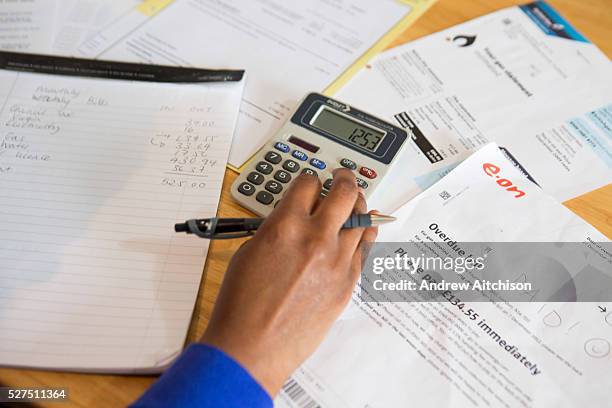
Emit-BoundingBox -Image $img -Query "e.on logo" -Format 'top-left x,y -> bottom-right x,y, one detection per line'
482,163 -> 526,198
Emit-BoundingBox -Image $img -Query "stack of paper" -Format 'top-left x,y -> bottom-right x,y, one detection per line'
96,0 -> 431,167
337,1 -> 611,212
1,0 -> 438,168
0,1 -> 140,55
277,143 -> 612,407
0,63 -> 244,372
0,0 -> 438,374
275,3 -> 611,406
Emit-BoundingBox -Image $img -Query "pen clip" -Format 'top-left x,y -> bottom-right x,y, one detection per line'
186,218 -> 255,240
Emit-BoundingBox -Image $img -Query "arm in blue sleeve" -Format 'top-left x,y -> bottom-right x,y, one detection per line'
130,344 -> 273,408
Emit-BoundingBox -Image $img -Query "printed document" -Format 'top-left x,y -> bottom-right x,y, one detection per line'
0,0 -> 57,53
52,0 -> 141,56
99,0 -> 415,167
0,67 -> 244,372
276,143 -> 611,407
338,1 -> 611,212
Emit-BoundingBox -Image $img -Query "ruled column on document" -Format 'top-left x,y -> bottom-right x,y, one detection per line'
0,70 -> 241,371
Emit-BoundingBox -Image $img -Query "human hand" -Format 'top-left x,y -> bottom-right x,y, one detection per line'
201,169 -> 377,396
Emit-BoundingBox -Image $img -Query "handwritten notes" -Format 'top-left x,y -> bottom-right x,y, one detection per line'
0,69 -> 244,371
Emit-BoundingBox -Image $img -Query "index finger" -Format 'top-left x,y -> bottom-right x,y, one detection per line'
314,168 -> 359,232
273,173 -> 321,216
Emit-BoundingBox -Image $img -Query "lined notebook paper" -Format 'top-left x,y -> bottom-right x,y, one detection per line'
0,68 -> 244,372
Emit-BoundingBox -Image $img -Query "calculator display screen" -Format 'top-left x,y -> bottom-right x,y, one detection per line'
310,107 -> 386,152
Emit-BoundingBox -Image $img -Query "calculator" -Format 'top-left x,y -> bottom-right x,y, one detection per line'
231,92 -> 409,216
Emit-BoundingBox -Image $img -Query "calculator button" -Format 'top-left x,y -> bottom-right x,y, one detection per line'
323,178 -> 333,190
256,191 -> 274,205
356,178 -> 369,189
310,158 -> 326,170
265,180 -> 283,194
265,151 -> 282,164
274,170 -> 292,183
340,158 -> 357,170
238,182 -> 256,196
359,166 -> 377,179
301,168 -> 318,177
292,150 -> 308,161
274,142 -> 290,153
246,172 -> 265,185
282,160 -> 300,173
256,161 -> 273,175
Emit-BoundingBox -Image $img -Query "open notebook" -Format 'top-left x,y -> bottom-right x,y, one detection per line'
0,56 -> 244,372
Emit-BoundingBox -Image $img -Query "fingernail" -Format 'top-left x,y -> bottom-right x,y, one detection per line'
332,167 -> 350,176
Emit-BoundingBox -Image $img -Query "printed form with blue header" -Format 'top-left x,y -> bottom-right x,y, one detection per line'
338,1 -> 611,213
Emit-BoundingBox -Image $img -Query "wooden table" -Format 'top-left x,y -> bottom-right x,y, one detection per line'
1,1 -> 610,406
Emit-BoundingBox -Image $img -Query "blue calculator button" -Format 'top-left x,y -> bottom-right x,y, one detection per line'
309,158 -> 326,170
292,150 -> 308,161
274,142 -> 290,153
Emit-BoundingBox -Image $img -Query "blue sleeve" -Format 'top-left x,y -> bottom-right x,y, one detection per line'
131,344 -> 272,408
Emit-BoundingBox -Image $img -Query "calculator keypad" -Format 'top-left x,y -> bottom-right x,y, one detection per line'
256,161 -> 273,175
292,150 -> 308,161
340,158 -> 357,170
274,142 -> 290,153
256,191 -> 274,205
310,158 -> 326,170
234,141 -> 380,214
265,151 -> 282,164
356,178 -> 369,189
247,172 -> 264,185
282,160 -> 300,173
359,166 -> 377,179
302,168 -> 317,177
323,178 -> 333,190
274,170 -> 292,183
238,182 -> 256,196
265,180 -> 283,194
